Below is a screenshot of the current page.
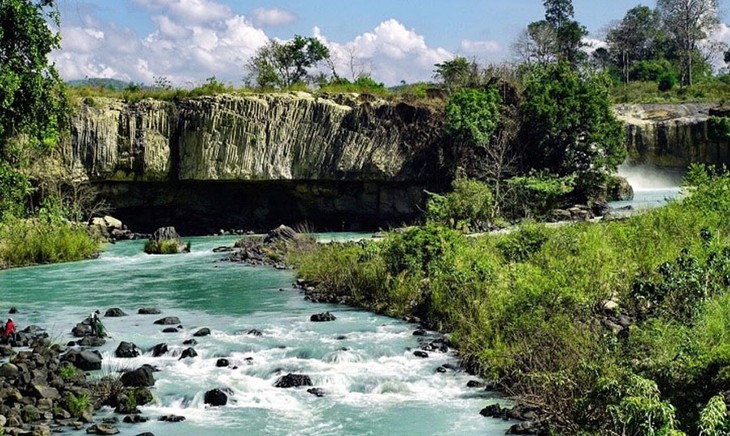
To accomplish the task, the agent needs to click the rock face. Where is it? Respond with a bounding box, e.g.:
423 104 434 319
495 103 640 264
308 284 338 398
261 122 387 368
615 103 730 168
144 227 189 254
63 93 445 234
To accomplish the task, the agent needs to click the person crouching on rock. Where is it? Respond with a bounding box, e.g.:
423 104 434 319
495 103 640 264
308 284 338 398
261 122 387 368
90 311 105 337
3 318 16 345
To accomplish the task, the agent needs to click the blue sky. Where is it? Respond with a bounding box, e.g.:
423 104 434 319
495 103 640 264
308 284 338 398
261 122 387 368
53 0 730 86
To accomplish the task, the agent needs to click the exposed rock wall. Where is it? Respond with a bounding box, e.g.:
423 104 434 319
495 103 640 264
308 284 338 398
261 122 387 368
69 93 444 182
66 93 446 233
614 103 730 168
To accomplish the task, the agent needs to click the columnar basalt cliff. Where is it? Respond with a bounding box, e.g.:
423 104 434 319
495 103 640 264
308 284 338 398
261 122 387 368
614 103 730 168
66 93 446 233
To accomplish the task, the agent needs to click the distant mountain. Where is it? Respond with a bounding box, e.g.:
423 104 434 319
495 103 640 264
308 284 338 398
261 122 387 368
66 78 142 90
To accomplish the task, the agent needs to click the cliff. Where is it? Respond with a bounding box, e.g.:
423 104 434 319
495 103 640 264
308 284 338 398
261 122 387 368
614 103 730 168
69 93 444 183
65 93 446 233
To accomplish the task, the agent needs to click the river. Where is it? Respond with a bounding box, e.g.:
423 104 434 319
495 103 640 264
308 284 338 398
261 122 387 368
0 235 510 435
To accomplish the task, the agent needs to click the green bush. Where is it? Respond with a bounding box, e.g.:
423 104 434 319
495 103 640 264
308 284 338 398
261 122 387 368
658 71 677 92
426 178 493 231
504 173 575 218
65 392 90 418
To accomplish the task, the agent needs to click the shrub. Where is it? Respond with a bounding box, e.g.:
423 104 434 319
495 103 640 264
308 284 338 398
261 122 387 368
59 363 77 380
658 71 677 92
426 178 493 231
504 173 575 217
698 395 729 436
65 392 90 418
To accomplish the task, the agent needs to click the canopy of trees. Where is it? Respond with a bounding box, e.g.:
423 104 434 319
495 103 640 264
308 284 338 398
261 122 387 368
245 35 331 89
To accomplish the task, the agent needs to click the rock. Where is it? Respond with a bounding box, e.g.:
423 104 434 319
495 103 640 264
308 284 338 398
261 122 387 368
120 366 155 387
31 384 60 400
507 421 540 435
77 336 106 347
215 358 230 368
9 306 17 314
61 349 102 371
247 329 262 336
21 325 43 333
31 425 51 436
307 388 325 397
310 312 336 322
193 328 210 337
123 415 149 424
162 327 179 333
115 342 140 358
466 380 484 388
178 348 197 360
144 227 189 255
154 317 181 325
133 387 154 406
182 339 197 346
480 403 503 418
606 175 634 202
412 328 428 336
135 433 155 436
158 415 186 422
72 323 92 337
104 308 126 317
138 307 161 315
413 351 429 358
274 373 312 388
86 423 120 434
151 343 168 357
0 362 20 378
203 389 228 406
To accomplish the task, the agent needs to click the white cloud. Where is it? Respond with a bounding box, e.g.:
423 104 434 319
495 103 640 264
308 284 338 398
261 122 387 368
132 0 231 24
250 8 296 27
460 39 502 55
53 5 452 87
324 19 452 84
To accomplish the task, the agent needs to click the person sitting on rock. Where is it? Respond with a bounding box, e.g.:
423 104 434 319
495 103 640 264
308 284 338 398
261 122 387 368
3 318 16 345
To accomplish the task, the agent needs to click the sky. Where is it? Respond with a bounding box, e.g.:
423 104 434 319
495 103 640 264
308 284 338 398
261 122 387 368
52 0 730 87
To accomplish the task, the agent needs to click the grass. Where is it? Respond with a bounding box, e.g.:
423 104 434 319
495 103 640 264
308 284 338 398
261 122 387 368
65 392 91 418
610 79 730 104
290 166 730 434
0 217 100 267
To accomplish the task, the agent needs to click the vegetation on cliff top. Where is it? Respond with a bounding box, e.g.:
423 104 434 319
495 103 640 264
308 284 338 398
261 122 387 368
290 164 730 434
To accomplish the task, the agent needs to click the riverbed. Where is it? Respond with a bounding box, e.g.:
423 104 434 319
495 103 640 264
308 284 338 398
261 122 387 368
0 236 510 435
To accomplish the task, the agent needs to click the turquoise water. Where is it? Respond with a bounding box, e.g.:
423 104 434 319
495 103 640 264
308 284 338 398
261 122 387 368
0 236 510 435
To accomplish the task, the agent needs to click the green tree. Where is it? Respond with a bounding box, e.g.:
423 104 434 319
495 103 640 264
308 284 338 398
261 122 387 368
657 0 720 86
606 6 667 84
245 35 331 89
433 56 479 92
445 88 500 146
0 0 67 218
542 0 587 66
519 63 625 196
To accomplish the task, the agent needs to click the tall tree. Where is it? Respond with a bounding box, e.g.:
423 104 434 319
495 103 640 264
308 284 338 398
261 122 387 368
606 6 666 84
519 64 625 196
245 35 331 89
543 0 587 66
657 0 720 86
0 0 67 217
433 56 480 92
512 21 558 67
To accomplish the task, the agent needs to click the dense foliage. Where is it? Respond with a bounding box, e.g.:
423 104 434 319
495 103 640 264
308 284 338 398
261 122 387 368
519 63 626 196
291 166 730 434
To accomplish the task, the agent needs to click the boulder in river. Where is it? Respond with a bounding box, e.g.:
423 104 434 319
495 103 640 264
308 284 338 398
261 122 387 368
413 351 429 358
307 388 325 397
182 338 197 346
179 348 197 360
138 307 161 315
144 227 190 255
247 329 262 336
204 388 228 406
62 349 102 371
159 415 186 422
115 342 140 358
154 316 181 325
274 373 312 388
120 366 155 387
86 423 120 434
151 343 168 357
310 312 336 322
193 328 210 337
162 327 179 333
216 358 230 368
72 323 92 337
105 308 126 317
78 336 106 347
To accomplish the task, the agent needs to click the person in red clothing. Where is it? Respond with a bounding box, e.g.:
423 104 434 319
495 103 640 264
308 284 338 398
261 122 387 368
3 318 15 345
